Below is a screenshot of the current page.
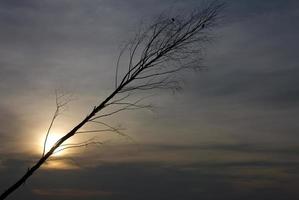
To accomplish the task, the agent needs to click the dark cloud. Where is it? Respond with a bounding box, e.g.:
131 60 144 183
1 141 299 199
1 157 299 200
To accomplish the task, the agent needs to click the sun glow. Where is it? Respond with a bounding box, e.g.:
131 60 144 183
43 134 64 156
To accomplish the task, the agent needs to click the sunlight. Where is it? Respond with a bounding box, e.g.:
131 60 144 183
43 134 64 156
43 160 80 170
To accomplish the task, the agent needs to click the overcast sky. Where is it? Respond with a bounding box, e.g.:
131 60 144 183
1 0 299 199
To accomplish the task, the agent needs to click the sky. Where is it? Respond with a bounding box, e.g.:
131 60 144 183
0 0 299 199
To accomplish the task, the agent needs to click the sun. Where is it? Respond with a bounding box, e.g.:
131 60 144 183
44 134 64 156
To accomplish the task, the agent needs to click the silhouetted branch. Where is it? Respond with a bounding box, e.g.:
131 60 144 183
0 1 224 199
88 120 131 139
42 91 74 156
54 137 105 154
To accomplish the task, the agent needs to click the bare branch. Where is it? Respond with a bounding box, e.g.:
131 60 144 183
0 2 225 199
88 120 136 143
42 91 74 156
54 141 104 155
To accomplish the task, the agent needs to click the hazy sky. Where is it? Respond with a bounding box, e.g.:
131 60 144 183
1 0 299 199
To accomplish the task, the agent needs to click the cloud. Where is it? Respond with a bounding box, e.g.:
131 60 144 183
1 142 299 200
32 188 113 198
0 105 27 153
196 5 299 108
41 159 81 170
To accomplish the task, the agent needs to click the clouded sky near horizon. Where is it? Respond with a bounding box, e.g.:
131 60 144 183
1 0 299 199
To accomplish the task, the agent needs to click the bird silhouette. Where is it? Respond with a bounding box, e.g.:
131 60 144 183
171 18 175 22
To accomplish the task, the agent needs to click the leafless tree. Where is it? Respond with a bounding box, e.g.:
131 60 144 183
0 1 225 199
